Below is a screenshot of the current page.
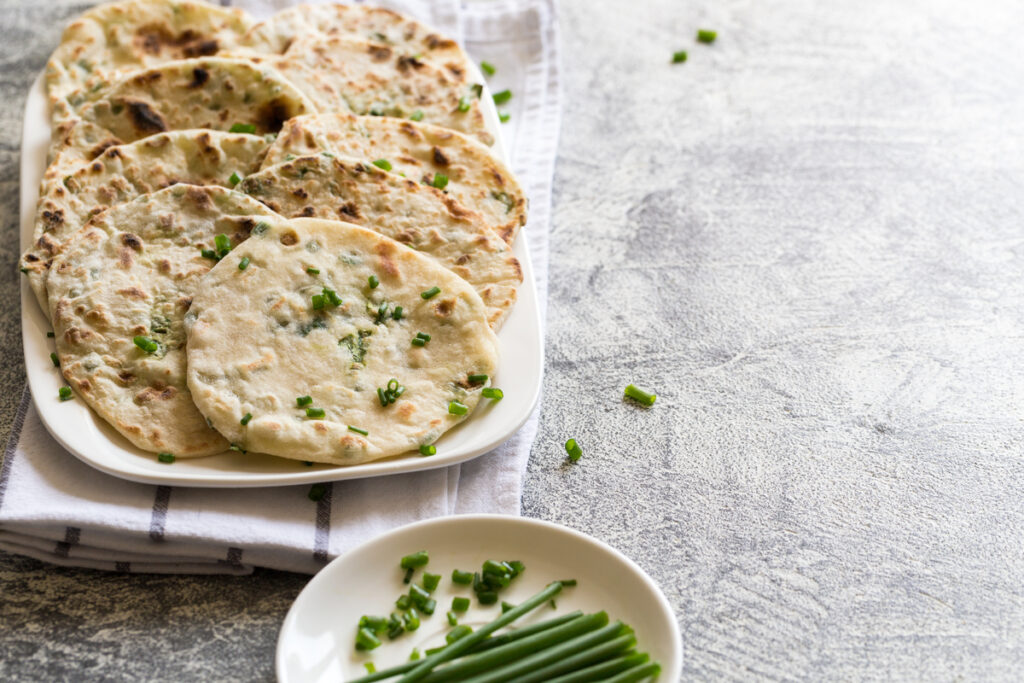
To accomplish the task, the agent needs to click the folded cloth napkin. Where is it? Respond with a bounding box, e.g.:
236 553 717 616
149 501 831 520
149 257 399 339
0 0 560 574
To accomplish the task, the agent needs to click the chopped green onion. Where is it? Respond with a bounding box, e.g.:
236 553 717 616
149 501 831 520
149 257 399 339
364 662 376 674
58 386 73 401
421 286 441 299
448 401 468 415
411 337 426 347
47 332 55 338
409 649 421 661
403 567 415 584
240 413 253 425
501 601 516 613
499 111 511 123
697 28 717 43
468 373 488 383
400 551 429 570
368 275 380 289
308 483 327 501
480 61 496 76
433 173 449 190
410 583 431 605
672 50 688 63
471 83 484 99
50 352 59 367
323 288 342 306
306 407 325 418
133 335 159 353
446 625 473 644
296 395 312 407
377 387 388 406
306 267 320 275
419 444 436 456
396 594 412 610
229 123 256 134
311 294 325 310
447 611 458 626
423 572 441 592
457 96 471 112
492 89 512 105
200 248 218 260
355 627 381 651
372 159 392 171
349 425 369 436
157 452 175 464
410 110 425 121
229 171 242 186
452 571 473 585
623 384 657 406
214 233 231 256
452 596 471 611
420 598 437 615
392 306 403 320
403 609 421 631
482 388 503 400
228 443 246 454
565 438 583 462
238 256 250 270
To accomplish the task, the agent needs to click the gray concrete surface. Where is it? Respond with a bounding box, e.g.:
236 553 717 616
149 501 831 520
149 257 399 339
4 0 1024 679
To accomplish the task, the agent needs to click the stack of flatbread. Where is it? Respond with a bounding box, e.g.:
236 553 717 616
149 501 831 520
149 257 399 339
24 0 527 466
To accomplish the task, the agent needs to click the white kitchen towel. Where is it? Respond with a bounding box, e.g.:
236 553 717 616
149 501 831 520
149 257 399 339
0 0 560 575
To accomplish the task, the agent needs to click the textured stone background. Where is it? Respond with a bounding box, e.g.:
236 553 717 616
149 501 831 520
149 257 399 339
4 0 1024 679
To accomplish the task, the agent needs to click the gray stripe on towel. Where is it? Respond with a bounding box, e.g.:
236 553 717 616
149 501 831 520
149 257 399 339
54 526 81 558
149 486 172 542
313 484 332 563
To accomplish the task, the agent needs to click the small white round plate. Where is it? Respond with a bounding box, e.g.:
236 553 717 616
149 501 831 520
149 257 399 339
276 515 682 682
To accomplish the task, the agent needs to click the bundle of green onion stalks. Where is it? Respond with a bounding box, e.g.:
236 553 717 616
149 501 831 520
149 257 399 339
351 581 661 682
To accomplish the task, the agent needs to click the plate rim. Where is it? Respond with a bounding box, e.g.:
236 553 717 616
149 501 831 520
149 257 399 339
275 513 684 682
20 66 544 488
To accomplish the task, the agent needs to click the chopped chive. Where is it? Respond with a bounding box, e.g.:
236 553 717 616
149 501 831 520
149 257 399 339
308 483 327 501
492 89 512 105
432 173 449 190
306 407 325 418
419 444 436 456
416 332 431 341
50 352 59 367
348 425 369 436
214 233 231 256
401 550 429 569
378 387 388 406
368 274 380 289
403 608 421 631
311 294 325 310
133 335 159 353
559 579 578 587
58 386 73 401
482 388 503 400
229 122 256 134
423 572 441 592
499 111 511 123
421 286 441 299
157 452 175 464
697 28 717 43
229 171 242 185
452 570 473 585
306 267 320 275
323 288 342 306
468 373 488 383
420 598 437 615
355 626 381 651
392 305 403 320
296 395 312 407
410 109 425 121
480 60 496 76
372 159 392 171
47 331 55 338
238 256 250 270
565 438 583 462
457 96 471 112
672 50 688 63
411 337 426 347
364 662 376 674
446 625 473 644
200 248 218 260
448 401 468 415
623 383 657 406
447 611 458 626
240 412 253 425
396 594 412 610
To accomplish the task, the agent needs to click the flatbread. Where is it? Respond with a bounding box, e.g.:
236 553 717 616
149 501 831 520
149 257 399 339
73 57 314 145
238 3 472 81
22 129 271 316
48 185 283 457
239 155 521 328
185 216 499 465
264 113 526 244
46 0 252 107
239 34 491 146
